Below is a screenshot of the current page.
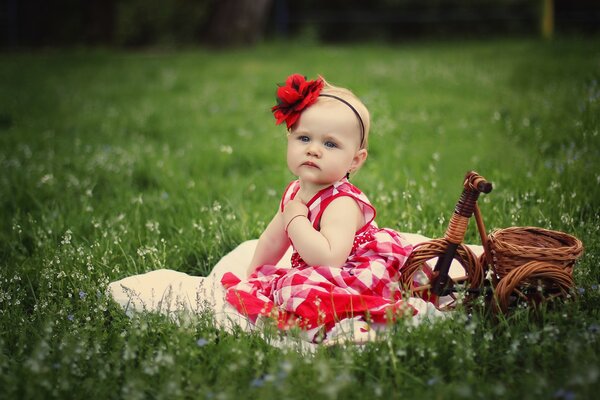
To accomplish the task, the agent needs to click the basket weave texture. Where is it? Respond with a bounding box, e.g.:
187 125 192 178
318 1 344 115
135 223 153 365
487 226 583 311
494 261 574 312
488 226 583 278
401 238 482 306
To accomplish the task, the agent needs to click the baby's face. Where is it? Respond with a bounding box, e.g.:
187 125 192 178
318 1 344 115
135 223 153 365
286 100 365 188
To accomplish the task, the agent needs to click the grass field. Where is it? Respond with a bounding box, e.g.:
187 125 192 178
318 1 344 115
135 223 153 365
1 37 599 399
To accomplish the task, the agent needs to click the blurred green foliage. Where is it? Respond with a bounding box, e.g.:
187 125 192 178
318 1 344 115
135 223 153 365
288 0 541 41
5 0 599 47
114 0 213 46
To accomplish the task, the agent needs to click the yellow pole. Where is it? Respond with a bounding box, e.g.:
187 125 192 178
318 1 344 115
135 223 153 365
541 0 554 39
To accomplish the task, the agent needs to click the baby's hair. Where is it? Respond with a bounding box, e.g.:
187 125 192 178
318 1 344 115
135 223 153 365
319 76 371 149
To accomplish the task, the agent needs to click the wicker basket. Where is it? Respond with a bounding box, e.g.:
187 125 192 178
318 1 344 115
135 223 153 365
488 226 583 279
494 261 574 313
487 226 583 312
401 238 483 307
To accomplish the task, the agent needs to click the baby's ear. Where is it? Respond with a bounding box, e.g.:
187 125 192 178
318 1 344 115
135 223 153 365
350 149 368 172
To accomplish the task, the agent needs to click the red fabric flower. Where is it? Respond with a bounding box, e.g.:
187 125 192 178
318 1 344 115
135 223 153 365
271 74 324 129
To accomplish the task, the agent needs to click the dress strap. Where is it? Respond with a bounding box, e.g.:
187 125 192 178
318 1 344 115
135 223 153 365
309 180 377 234
280 180 301 212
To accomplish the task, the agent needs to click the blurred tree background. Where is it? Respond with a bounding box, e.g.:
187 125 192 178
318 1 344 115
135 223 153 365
1 0 599 48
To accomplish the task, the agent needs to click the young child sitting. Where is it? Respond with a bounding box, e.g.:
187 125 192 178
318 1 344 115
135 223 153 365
221 74 419 342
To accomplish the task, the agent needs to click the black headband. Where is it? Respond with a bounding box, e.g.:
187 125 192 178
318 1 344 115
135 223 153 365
319 94 365 148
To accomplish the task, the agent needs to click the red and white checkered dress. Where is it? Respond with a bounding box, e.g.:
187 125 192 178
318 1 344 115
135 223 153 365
221 178 416 335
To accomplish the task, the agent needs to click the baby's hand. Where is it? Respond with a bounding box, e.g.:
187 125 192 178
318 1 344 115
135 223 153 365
283 199 308 228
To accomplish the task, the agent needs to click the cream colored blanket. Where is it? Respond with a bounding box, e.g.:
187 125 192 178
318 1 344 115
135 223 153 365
108 234 483 348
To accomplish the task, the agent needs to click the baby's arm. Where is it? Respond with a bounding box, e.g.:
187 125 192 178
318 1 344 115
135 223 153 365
285 196 363 267
246 210 290 277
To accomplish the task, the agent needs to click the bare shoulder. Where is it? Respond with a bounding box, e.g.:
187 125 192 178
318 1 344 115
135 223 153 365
320 195 363 230
326 195 361 212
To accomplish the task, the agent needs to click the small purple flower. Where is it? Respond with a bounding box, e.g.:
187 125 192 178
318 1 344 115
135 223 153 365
592 284 599 291
554 389 576 400
67 314 74 321
250 377 264 388
588 324 600 334
196 338 209 347
577 287 585 295
79 290 86 299
427 377 439 386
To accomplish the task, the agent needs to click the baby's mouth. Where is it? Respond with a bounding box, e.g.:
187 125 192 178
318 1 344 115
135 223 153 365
302 161 319 169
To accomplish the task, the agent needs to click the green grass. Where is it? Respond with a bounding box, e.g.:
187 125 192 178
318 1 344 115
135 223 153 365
1 37 599 399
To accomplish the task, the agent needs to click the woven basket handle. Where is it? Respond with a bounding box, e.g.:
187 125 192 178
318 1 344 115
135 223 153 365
431 171 493 295
464 171 493 194
445 171 493 244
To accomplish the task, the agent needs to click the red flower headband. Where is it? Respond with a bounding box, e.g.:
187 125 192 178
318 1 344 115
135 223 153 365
272 74 324 130
272 74 366 148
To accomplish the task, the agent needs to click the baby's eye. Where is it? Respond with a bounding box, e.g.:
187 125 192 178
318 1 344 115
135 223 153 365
298 135 310 143
324 141 338 148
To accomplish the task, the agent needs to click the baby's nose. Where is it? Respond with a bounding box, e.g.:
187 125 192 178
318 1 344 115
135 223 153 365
307 142 322 157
